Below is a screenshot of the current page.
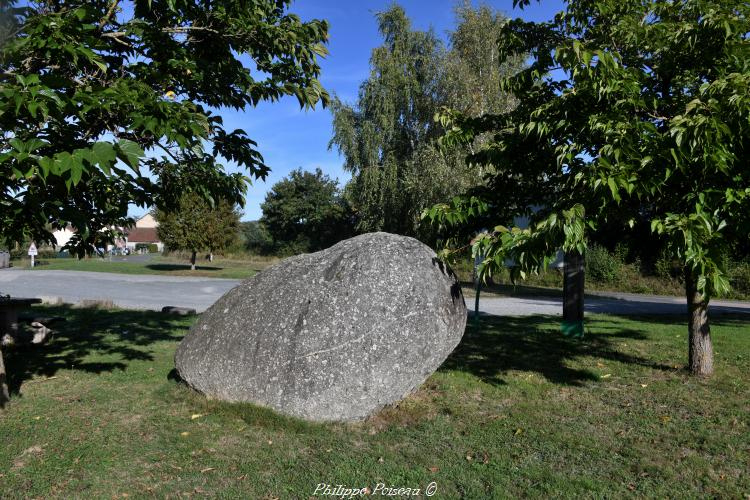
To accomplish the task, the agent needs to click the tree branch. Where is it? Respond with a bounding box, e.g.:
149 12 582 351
163 26 220 35
101 32 133 48
98 0 121 30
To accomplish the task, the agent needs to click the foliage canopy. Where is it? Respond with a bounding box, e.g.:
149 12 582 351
260 167 353 255
0 0 329 254
154 191 240 264
426 0 750 374
329 3 522 242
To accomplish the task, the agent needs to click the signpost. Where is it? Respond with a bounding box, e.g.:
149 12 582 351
27 242 37 268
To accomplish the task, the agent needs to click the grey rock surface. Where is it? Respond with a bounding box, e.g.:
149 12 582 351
175 232 467 421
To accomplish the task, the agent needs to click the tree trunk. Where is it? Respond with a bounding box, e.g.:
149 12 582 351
563 251 585 322
208 252 213 262
685 268 713 376
0 345 9 406
190 250 196 271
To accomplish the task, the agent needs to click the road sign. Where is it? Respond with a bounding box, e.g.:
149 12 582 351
27 243 37 256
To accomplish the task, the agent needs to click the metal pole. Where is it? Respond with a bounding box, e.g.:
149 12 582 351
474 279 481 327
473 251 482 327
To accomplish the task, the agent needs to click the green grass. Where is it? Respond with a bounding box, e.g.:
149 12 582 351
1 307 749 498
13 255 266 279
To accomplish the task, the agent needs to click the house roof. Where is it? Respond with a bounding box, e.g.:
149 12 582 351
126 227 160 243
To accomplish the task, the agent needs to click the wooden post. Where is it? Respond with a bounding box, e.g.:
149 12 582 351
562 250 585 337
0 345 8 406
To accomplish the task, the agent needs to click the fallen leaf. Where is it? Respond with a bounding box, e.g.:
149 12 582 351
514 428 523 436
180 432 190 437
191 414 203 420
600 374 612 379
660 416 671 423
377 457 384 463
267 440 273 445
596 362 605 368
640 384 648 388
200 467 215 473
428 466 439 473
465 454 473 461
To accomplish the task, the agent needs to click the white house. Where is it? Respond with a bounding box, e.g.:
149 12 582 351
125 213 164 252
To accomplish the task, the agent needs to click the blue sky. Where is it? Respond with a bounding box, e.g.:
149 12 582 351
130 0 566 221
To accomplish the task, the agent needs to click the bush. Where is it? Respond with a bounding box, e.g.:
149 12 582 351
585 244 622 284
9 248 60 260
240 221 274 255
134 243 160 253
729 261 750 295
654 248 682 280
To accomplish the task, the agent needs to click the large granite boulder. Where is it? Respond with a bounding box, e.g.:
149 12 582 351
175 232 466 421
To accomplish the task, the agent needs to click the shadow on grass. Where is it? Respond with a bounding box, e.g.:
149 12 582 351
146 264 222 272
442 314 672 386
4 305 191 398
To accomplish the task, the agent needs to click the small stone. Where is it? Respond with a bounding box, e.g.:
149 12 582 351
162 306 197 316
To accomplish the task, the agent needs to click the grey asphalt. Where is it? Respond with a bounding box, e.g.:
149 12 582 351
472 291 750 317
1 268 749 317
0 269 238 312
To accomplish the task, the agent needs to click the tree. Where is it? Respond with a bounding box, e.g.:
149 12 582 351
0 0 328 252
329 4 521 242
155 193 239 269
329 5 444 238
0 0 329 404
427 0 750 376
239 220 273 255
260 168 354 254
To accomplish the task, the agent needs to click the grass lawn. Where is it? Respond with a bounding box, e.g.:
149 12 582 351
1 307 748 498
12 255 269 280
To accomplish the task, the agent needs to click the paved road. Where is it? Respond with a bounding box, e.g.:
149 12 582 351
0 269 238 312
472 292 750 317
1 268 749 317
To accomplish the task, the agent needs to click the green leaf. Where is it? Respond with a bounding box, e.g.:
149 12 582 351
92 142 116 175
70 160 84 185
116 139 144 173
